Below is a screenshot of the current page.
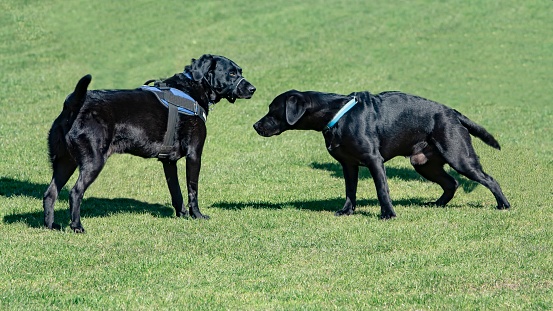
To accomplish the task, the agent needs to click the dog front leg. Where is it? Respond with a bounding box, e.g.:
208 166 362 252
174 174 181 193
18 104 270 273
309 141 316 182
162 161 189 218
335 163 359 216
366 157 396 219
185 155 209 219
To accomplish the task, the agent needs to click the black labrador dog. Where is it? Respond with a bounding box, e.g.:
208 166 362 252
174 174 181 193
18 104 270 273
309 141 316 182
44 54 256 232
254 90 510 218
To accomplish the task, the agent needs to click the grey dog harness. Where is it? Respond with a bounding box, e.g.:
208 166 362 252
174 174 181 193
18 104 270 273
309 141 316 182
141 83 207 159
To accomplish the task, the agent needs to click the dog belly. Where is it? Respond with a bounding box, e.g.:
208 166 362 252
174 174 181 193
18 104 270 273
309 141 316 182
108 139 161 158
378 130 430 160
108 125 164 158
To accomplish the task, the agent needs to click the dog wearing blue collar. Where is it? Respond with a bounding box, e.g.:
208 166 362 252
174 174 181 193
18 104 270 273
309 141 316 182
254 89 509 219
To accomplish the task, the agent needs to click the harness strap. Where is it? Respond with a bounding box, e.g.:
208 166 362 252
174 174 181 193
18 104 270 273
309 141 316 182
149 83 207 122
141 82 207 159
159 103 178 158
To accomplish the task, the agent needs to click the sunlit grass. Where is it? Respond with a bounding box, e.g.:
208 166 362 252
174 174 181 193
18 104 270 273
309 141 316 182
0 0 551 309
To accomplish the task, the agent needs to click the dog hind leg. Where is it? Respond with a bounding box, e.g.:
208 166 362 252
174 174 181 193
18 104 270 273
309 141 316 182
43 156 77 230
412 156 459 206
449 159 510 209
433 124 510 209
68 154 107 233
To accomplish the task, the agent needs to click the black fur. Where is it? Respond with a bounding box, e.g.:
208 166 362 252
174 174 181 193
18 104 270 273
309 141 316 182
254 90 509 218
44 54 256 232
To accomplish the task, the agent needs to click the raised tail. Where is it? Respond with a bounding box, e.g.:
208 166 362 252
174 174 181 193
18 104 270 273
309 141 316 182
64 74 92 112
454 109 501 150
47 75 92 164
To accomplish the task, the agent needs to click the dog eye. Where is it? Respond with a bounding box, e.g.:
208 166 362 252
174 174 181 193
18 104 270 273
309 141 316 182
229 71 237 77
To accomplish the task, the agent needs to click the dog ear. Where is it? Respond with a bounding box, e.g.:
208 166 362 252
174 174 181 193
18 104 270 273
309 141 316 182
285 95 306 125
187 54 214 81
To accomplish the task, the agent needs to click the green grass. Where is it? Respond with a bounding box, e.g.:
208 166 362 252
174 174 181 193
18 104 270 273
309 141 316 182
1 0 552 309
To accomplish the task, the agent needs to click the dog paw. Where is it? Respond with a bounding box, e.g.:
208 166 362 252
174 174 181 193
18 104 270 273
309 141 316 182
191 213 210 220
176 211 191 218
334 209 354 216
424 201 444 207
70 225 86 233
45 223 62 231
380 213 396 220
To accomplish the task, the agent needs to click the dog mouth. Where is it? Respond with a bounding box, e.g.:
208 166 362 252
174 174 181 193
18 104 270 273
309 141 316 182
253 122 280 137
255 130 271 137
228 89 254 103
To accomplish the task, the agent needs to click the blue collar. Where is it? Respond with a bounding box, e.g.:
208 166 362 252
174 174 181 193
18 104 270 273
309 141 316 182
324 97 357 131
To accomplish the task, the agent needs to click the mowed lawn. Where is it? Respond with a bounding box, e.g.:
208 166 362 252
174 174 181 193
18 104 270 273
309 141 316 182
1 0 552 309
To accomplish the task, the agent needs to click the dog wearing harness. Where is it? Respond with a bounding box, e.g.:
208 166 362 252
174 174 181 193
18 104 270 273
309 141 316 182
142 71 247 159
141 79 207 159
43 54 256 232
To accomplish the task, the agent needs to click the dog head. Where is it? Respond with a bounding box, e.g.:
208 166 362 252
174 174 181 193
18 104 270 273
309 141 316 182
253 90 313 137
185 54 256 103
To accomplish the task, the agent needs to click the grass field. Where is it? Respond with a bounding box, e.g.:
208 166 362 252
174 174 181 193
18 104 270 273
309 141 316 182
1 0 552 309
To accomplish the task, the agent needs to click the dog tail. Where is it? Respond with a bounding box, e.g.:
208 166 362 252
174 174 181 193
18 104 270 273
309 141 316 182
454 110 501 150
47 75 92 164
64 74 92 111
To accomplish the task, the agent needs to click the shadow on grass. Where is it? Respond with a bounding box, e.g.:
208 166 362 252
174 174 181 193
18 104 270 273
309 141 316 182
1 177 173 229
211 196 455 218
310 161 479 193
211 162 480 215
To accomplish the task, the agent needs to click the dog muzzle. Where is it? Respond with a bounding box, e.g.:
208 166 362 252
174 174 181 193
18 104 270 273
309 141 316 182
225 77 245 103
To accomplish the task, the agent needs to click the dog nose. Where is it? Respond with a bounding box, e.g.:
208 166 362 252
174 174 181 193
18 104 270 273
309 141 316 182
248 85 256 94
253 122 263 133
